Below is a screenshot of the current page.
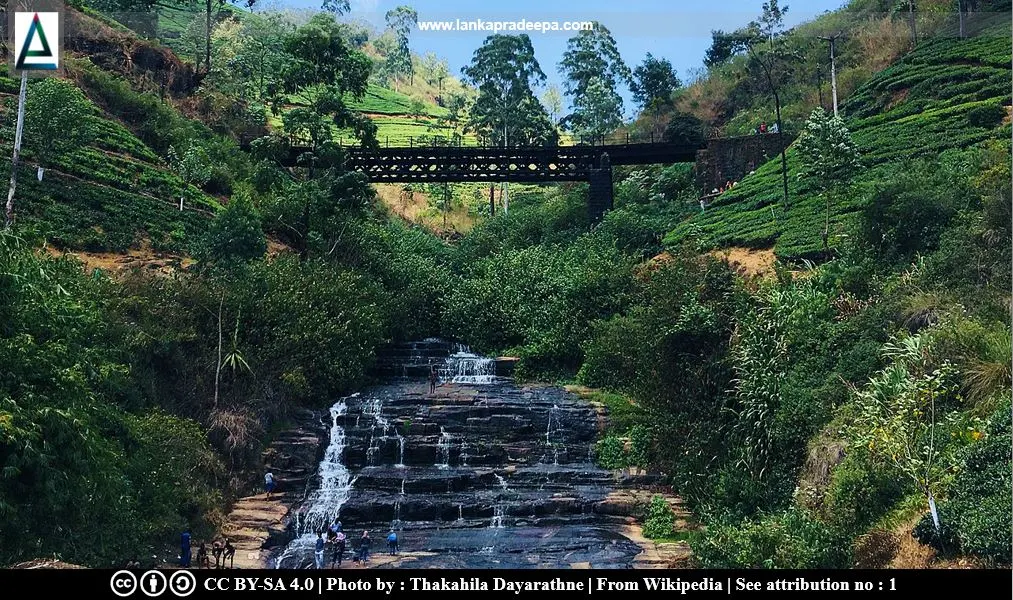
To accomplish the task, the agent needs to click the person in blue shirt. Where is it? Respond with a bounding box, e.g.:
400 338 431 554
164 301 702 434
386 530 398 555
314 533 326 569
180 531 192 568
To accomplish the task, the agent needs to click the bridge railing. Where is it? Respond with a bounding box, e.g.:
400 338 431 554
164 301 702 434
333 130 704 149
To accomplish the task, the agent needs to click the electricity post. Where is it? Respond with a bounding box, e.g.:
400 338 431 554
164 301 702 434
5 71 28 229
6 0 38 228
819 32 842 118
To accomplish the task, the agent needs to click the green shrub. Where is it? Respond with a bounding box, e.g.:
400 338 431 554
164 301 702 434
642 495 676 539
825 453 906 534
912 399 1012 565
966 103 1005 128
193 188 266 266
594 436 627 469
692 509 852 568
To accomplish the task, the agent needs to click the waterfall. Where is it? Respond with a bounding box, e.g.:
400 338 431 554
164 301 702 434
544 404 561 465
436 427 452 469
275 399 353 568
395 434 406 468
391 499 402 531
441 345 497 384
545 404 559 446
490 505 505 528
494 473 508 490
364 397 391 467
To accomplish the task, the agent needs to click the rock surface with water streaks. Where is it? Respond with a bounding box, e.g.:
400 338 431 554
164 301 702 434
261 343 692 569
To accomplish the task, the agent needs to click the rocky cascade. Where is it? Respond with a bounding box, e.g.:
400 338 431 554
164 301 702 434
273 343 686 569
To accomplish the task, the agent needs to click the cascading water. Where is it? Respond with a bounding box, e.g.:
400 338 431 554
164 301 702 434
441 345 497 384
436 427 452 469
490 505 505 529
544 404 562 465
396 435 406 468
275 399 353 568
364 397 390 467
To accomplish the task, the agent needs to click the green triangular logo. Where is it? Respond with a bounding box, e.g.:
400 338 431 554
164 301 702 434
16 13 57 70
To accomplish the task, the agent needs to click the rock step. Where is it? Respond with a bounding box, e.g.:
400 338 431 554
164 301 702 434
220 416 325 569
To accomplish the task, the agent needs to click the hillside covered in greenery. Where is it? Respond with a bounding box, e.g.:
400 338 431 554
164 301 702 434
0 0 1009 571
665 15 1010 258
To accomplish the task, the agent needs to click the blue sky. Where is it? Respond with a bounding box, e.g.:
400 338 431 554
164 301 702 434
273 0 846 116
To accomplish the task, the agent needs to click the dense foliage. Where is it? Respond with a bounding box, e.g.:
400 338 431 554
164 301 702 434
1 1 1008 571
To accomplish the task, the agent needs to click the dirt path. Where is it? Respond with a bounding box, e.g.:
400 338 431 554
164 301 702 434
710 246 777 278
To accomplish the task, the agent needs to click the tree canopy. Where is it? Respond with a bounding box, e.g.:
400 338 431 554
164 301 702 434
462 34 553 146
558 23 630 138
630 53 681 109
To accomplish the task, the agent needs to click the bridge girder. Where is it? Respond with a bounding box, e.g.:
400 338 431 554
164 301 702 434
283 142 702 183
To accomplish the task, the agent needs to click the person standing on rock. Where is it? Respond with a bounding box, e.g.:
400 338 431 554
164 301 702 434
357 531 371 563
314 533 326 569
223 538 235 568
428 365 438 394
212 538 224 568
332 531 346 568
265 471 275 499
386 530 398 555
179 531 192 568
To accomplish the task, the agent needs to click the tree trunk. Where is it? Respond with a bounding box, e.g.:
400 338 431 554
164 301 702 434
823 193 831 250
908 0 918 49
5 72 28 229
774 92 789 212
214 294 224 410
489 184 495 216
205 0 213 73
816 65 824 110
300 196 310 260
443 184 449 228
829 37 839 117
958 0 965 39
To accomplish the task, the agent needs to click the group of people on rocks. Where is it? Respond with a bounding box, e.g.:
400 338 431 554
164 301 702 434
172 522 398 570
313 520 400 568
178 531 235 569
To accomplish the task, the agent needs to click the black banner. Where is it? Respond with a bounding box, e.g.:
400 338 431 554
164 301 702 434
6 568 1008 598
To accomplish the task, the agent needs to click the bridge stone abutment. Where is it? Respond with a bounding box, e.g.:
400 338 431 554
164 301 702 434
587 167 613 224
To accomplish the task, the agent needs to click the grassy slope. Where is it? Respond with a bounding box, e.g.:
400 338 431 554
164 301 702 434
664 23 1011 259
277 84 479 146
0 62 218 253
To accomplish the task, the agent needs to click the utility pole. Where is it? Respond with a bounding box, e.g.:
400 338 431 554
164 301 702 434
501 122 509 215
907 0 918 49
957 0 965 39
816 62 824 110
5 71 28 229
819 33 842 118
